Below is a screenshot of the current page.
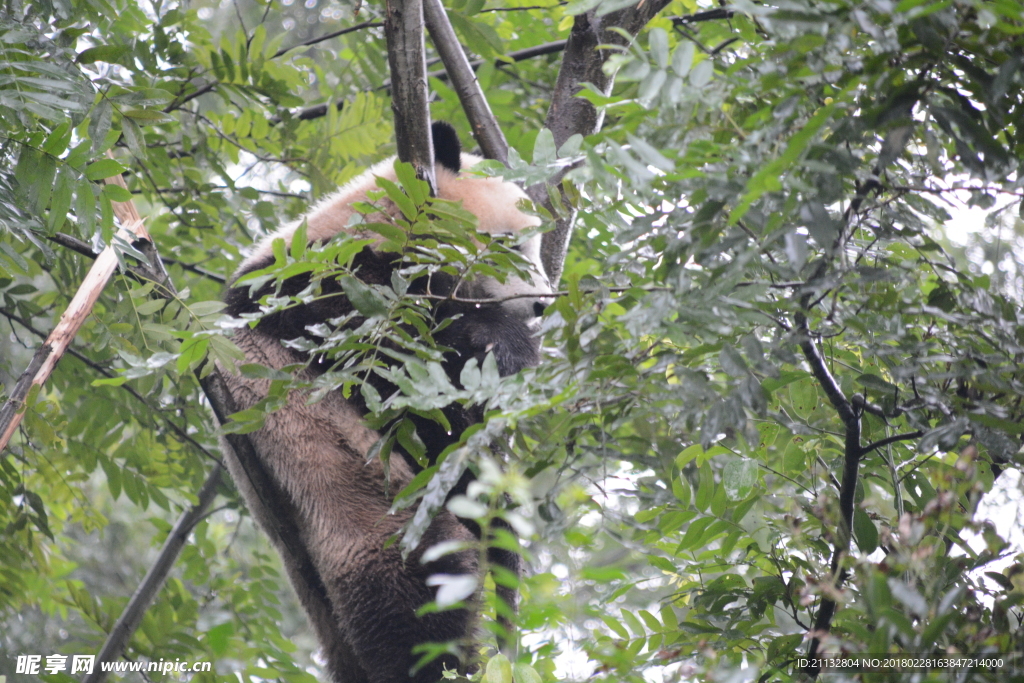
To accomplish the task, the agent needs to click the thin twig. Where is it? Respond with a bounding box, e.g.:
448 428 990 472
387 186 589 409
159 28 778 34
162 258 228 284
135 186 306 199
45 231 98 260
273 20 384 58
482 2 565 10
860 431 924 458
671 8 734 25
410 284 670 305
164 81 218 114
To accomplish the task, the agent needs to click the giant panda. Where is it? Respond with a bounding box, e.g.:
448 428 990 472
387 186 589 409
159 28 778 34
218 122 551 683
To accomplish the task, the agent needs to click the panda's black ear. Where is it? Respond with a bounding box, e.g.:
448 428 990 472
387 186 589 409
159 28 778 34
431 121 462 174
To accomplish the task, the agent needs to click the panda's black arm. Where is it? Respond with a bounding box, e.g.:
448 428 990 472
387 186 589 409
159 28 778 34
223 247 403 344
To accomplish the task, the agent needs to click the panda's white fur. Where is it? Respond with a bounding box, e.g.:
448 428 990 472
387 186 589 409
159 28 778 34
219 128 551 683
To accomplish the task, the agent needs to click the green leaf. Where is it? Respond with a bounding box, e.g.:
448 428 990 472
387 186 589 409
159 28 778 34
77 45 130 64
648 28 669 69
729 101 838 224
204 621 234 656
177 337 210 374
620 608 645 636
677 516 712 552
660 604 678 630
601 614 629 639
719 344 748 377
396 419 427 466
766 633 803 663
101 183 132 202
84 158 127 181
533 128 556 165
695 463 714 512
121 116 146 158
512 663 542 683
375 176 417 221
448 12 503 59
42 121 72 155
250 24 267 58
134 298 165 315
47 165 74 233
853 508 878 554
484 654 513 683
339 276 389 317
723 458 757 500
89 100 113 153
91 375 128 387
638 609 662 631
672 41 694 77
985 572 1014 591
626 134 674 172
291 220 307 261
75 177 97 235
122 108 172 121
394 161 428 206
689 59 713 87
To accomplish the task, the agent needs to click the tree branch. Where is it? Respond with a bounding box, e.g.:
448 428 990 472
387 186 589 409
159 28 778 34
536 0 673 285
285 41 568 125
385 0 436 191
161 257 228 285
0 307 222 466
860 431 924 458
671 8 734 26
45 231 97 260
0 170 152 453
273 20 384 58
164 81 219 114
795 311 861 677
84 465 224 683
424 0 508 163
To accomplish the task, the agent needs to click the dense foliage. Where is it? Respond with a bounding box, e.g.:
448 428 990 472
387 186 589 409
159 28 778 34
2 0 1024 681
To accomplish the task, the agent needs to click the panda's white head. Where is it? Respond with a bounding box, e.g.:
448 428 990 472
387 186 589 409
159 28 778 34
429 123 551 326
428 122 552 374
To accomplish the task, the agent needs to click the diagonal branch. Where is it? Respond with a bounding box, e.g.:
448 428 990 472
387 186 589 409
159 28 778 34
84 465 224 683
0 170 151 453
273 20 385 58
423 0 508 163
0 307 221 466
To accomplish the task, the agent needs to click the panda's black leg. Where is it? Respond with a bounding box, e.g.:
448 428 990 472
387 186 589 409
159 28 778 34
326 519 478 683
